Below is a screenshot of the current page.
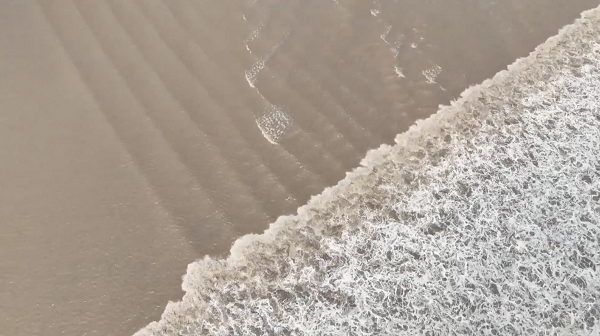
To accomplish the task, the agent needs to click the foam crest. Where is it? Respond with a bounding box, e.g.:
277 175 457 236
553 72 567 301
255 105 293 144
136 7 600 336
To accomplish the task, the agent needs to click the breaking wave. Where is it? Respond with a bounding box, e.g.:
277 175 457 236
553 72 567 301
136 7 600 336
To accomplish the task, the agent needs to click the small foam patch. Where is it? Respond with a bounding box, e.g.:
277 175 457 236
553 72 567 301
255 105 293 144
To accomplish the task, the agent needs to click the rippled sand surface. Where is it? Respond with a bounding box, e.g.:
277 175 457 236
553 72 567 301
0 1 598 335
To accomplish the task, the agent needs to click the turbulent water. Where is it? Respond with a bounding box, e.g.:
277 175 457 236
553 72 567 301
135 9 600 336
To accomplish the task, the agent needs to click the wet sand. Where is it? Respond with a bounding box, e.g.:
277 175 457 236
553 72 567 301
0 1 597 335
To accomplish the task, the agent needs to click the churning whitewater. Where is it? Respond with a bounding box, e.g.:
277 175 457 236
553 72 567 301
137 8 600 336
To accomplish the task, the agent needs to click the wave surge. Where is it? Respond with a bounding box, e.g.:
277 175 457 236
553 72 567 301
136 7 600 336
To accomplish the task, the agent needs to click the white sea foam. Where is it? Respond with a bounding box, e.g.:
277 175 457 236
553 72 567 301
244 33 289 89
380 25 391 43
394 65 405 78
422 65 441 83
137 7 600 336
244 60 264 88
245 23 264 44
244 22 264 54
379 26 404 59
255 105 293 144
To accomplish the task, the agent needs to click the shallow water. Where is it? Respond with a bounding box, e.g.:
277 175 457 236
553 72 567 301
0 1 598 335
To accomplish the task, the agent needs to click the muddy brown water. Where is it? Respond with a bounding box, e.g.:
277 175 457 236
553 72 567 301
0 0 598 335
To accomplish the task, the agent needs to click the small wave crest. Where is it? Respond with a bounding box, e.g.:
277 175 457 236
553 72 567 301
137 7 600 336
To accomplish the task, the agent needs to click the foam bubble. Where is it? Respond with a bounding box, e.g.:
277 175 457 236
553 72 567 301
245 23 264 44
422 65 441 83
394 65 406 78
244 33 289 89
379 26 405 59
244 22 264 55
380 26 392 43
244 60 264 88
136 6 600 336
255 105 293 144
